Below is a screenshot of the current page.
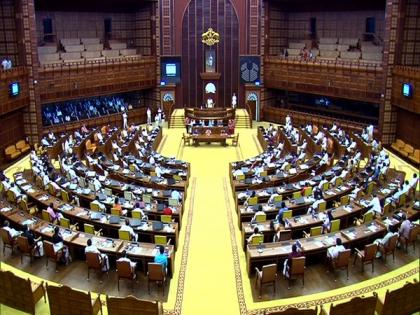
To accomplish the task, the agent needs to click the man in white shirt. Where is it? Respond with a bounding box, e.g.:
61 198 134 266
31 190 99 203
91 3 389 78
409 174 418 191
91 177 102 192
147 107 152 124
91 197 106 212
327 238 346 260
2 220 21 239
117 250 137 270
319 152 329 166
155 165 162 178
149 155 155 165
368 194 382 215
85 239 109 272
120 219 138 241
374 225 398 258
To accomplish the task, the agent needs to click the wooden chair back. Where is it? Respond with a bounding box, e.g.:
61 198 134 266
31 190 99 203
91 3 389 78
154 235 167 245
256 213 266 223
106 295 163 315
7 189 16 203
148 263 165 281
318 201 327 212
303 187 313 197
161 215 172 223
380 281 420 315
42 210 52 222
310 226 322 236
335 249 351 269
330 219 340 232
60 217 70 229
329 295 377 315
117 260 134 280
110 208 120 216
17 235 33 258
0 228 14 248
90 202 100 212
289 256 305 278
43 240 57 260
265 307 317 315
363 211 374 224
46 284 101 315
0 269 45 315
279 230 292 241
118 230 131 241
61 190 70 202
251 234 264 245
382 234 398 256
293 191 302 199
274 195 283 202
248 196 258 205
366 181 375 195
340 195 349 205
283 210 292 219
363 243 378 262
261 264 277 283
84 223 95 235
86 252 102 270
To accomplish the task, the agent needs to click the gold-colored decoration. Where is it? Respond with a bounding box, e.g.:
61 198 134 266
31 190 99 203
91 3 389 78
201 28 220 46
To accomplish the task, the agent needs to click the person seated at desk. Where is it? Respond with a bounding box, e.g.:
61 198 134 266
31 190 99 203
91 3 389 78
52 226 71 265
251 205 265 223
120 218 138 242
8 183 24 201
163 204 173 216
113 197 127 216
154 245 168 273
92 196 106 212
117 250 137 271
385 184 404 206
85 238 109 272
22 224 44 257
321 209 334 234
46 203 63 224
247 226 262 244
277 202 288 225
283 243 304 277
2 220 21 239
374 224 399 258
171 190 182 201
368 194 382 216
398 213 412 241
327 237 346 262
317 176 328 190
312 195 325 212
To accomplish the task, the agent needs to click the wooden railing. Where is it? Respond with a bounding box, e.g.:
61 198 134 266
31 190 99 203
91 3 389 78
42 108 148 135
38 56 157 103
264 56 384 103
245 102 253 128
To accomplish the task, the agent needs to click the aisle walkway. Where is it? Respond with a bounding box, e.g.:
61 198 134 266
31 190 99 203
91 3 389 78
159 128 261 315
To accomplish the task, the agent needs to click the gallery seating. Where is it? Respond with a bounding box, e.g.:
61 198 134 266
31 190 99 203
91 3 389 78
106 295 163 315
0 269 46 315
321 295 377 315
375 280 420 315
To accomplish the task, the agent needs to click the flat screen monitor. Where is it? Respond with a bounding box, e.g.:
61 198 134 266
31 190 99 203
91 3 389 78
166 63 177 77
10 82 20 96
402 83 413 98
161 56 181 83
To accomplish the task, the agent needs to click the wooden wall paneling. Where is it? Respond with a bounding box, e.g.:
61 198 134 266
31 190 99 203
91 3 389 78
0 0 20 66
264 57 384 103
380 0 404 145
37 57 156 103
159 0 174 56
399 0 420 66
0 110 26 164
395 107 420 149
247 0 261 55
181 0 240 108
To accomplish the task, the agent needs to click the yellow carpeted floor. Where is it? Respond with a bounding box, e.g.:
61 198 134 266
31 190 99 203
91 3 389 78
1 123 419 315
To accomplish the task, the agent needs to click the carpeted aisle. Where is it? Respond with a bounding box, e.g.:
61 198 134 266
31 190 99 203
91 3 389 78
158 127 261 315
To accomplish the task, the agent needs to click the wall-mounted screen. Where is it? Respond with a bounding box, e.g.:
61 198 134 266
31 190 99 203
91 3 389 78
161 57 181 83
10 82 20 97
402 83 413 98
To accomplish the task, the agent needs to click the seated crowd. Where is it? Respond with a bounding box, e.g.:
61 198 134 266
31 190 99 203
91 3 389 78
42 95 128 126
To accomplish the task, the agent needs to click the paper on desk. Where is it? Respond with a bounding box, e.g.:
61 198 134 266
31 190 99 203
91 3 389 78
39 195 49 201
314 241 324 248
22 219 35 226
41 226 54 234
1 207 12 212
346 232 356 239
368 225 378 232
344 206 352 213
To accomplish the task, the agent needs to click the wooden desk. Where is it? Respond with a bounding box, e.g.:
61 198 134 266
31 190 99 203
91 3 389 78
241 202 364 249
15 175 180 249
191 134 233 146
0 201 175 277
